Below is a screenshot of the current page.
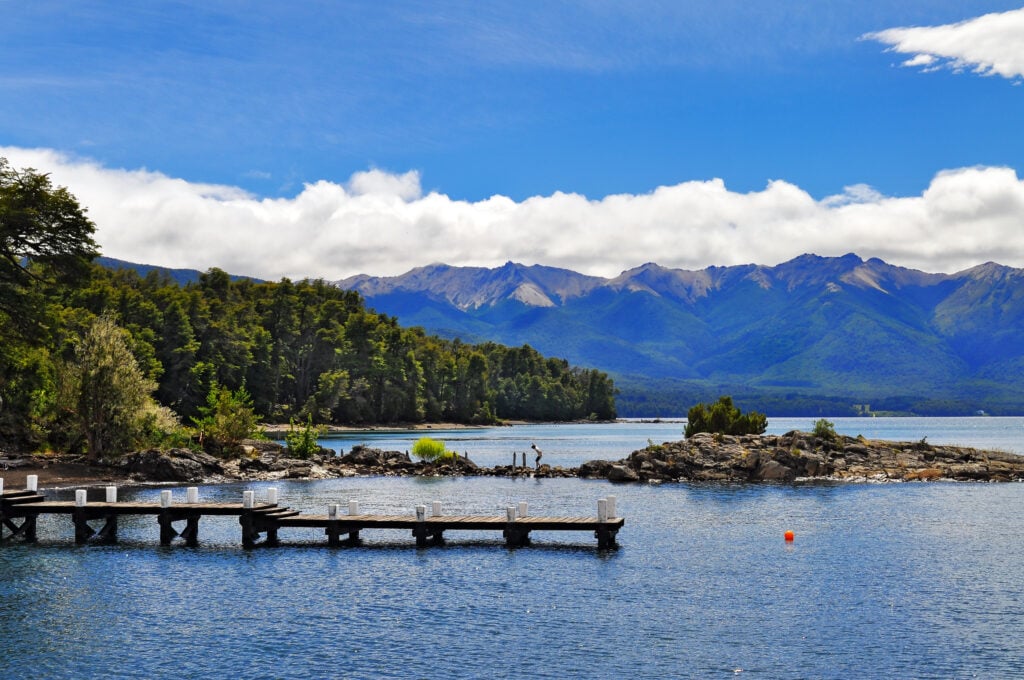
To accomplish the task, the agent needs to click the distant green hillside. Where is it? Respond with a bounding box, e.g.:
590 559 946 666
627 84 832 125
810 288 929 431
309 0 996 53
97 257 264 285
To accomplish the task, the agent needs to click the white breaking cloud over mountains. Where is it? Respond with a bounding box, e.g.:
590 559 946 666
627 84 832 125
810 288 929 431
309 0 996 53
4 146 1024 280
865 7 1024 80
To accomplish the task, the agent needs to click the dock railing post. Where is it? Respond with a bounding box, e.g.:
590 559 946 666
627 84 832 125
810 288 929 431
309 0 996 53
511 452 516 471
346 500 360 543
267 487 278 506
505 505 527 547
158 490 178 545
73 489 93 544
186 487 199 504
606 495 616 519
522 452 526 469
432 501 442 517
414 505 427 547
326 504 340 546
596 498 615 549
240 490 256 549
0 477 4 495
100 487 119 543
26 475 37 492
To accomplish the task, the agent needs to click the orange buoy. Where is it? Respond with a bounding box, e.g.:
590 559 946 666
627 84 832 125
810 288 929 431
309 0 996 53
784 530 795 542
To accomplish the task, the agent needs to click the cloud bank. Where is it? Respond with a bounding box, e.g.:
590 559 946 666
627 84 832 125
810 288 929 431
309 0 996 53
865 8 1024 80
4 146 1024 280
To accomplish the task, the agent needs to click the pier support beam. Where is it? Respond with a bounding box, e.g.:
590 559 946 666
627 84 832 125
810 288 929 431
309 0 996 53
179 515 200 547
96 515 118 544
240 512 257 549
73 508 96 544
1 514 37 543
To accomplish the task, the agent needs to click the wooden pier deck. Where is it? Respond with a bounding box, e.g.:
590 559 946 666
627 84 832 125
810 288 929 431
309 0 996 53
1 483 623 549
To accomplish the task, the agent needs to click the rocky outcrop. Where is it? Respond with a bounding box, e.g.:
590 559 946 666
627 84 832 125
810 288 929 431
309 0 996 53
578 431 1024 484
121 448 225 482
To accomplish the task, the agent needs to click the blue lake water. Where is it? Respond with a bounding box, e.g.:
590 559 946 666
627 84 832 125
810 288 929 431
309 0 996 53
3 417 1024 678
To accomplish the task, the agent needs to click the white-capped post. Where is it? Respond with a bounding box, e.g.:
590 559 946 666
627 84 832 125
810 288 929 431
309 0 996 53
242 490 254 509
186 487 199 504
518 501 528 517
506 506 517 522
105 486 117 503
26 474 38 492
328 503 339 518
606 495 617 519
416 505 426 522
348 500 359 516
160 490 173 508
0 478 5 495
75 489 87 507
267 487 278 506
597 498 609 523
432 501 442 517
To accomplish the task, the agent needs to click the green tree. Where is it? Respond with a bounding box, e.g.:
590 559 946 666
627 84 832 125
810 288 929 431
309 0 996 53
284 414 326 459
684 396 767 438
192 382 262 454
63 316 160 461
0 158 98 339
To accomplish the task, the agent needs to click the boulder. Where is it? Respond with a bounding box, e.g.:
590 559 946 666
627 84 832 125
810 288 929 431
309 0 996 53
607 465 640 483
122 448 223 482
755 460 794 482
578 459 614 478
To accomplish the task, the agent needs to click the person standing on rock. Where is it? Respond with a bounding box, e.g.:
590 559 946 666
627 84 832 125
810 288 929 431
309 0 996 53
532 443 543 469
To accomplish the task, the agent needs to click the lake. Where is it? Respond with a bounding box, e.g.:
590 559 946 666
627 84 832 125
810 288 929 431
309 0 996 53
2 417 1024 678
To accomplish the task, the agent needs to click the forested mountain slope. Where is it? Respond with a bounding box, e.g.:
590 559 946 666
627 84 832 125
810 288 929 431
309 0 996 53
338 254 1024 415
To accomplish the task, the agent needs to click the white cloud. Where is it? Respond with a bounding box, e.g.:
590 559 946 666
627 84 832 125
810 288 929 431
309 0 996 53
4 146 1024 280
864 8 1024 80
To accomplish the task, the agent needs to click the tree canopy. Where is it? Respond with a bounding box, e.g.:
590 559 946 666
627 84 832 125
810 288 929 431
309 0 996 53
684 396 767 438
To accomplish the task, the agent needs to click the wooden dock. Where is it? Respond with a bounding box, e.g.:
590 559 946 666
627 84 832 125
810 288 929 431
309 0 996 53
1 481 623 550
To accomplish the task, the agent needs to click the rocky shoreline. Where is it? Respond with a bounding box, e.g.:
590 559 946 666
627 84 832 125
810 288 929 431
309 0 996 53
4 430 1024 488
578 431 1024 483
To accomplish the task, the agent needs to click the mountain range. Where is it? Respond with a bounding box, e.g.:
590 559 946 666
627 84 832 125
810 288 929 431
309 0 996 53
336 254 1024 416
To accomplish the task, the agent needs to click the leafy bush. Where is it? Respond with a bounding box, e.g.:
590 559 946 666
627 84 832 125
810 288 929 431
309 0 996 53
812 418 838 441
192 383 263 454
285 414 327 459
684 396 767 438
411 436 455 462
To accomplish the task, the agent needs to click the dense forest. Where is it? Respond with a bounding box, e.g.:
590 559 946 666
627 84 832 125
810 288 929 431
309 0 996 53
0 158 616 458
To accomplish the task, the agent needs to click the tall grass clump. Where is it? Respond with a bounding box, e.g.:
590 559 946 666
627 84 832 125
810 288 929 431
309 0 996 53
412 437 455 462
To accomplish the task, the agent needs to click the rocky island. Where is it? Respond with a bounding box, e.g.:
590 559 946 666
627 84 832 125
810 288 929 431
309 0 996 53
578 431 1024 483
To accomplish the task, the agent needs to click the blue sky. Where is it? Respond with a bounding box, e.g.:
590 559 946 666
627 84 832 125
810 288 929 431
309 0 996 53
3 1 1024 279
